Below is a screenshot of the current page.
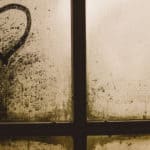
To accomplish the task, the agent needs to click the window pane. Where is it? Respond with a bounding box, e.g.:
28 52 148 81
0 136 73 150
87 0 150 120
0 0 72 121
88 135 150 150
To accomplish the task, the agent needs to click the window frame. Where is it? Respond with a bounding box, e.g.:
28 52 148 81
1 0 150 150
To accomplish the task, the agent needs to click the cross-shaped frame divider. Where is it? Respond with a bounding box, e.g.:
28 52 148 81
1 0 150 150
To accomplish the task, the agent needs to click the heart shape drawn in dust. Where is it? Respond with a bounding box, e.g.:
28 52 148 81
0 4 31 65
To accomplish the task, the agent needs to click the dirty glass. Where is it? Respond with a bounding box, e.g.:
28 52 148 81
87 0 150 120
87 135 150 150
0 0 72 121
0 136 73 150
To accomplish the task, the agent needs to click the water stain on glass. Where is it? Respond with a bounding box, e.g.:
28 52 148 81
0 136 73 150
88 135 150 150
87 0 150 121
0 0 72 122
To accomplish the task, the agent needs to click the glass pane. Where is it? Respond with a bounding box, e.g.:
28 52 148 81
0 0 72 121
88 135 150 150
0 136 73 150
87 0 150 120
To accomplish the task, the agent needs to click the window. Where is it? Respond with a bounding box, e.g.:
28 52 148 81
0 0 150 150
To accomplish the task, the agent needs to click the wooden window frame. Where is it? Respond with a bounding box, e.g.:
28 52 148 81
1 0 150 149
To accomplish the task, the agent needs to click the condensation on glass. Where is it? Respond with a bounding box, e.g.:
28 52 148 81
88 135 150 150
0 0 72 121
0 136 73 150
87 0 150 120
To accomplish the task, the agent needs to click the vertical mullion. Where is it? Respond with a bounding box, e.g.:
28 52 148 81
72 0 87 149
